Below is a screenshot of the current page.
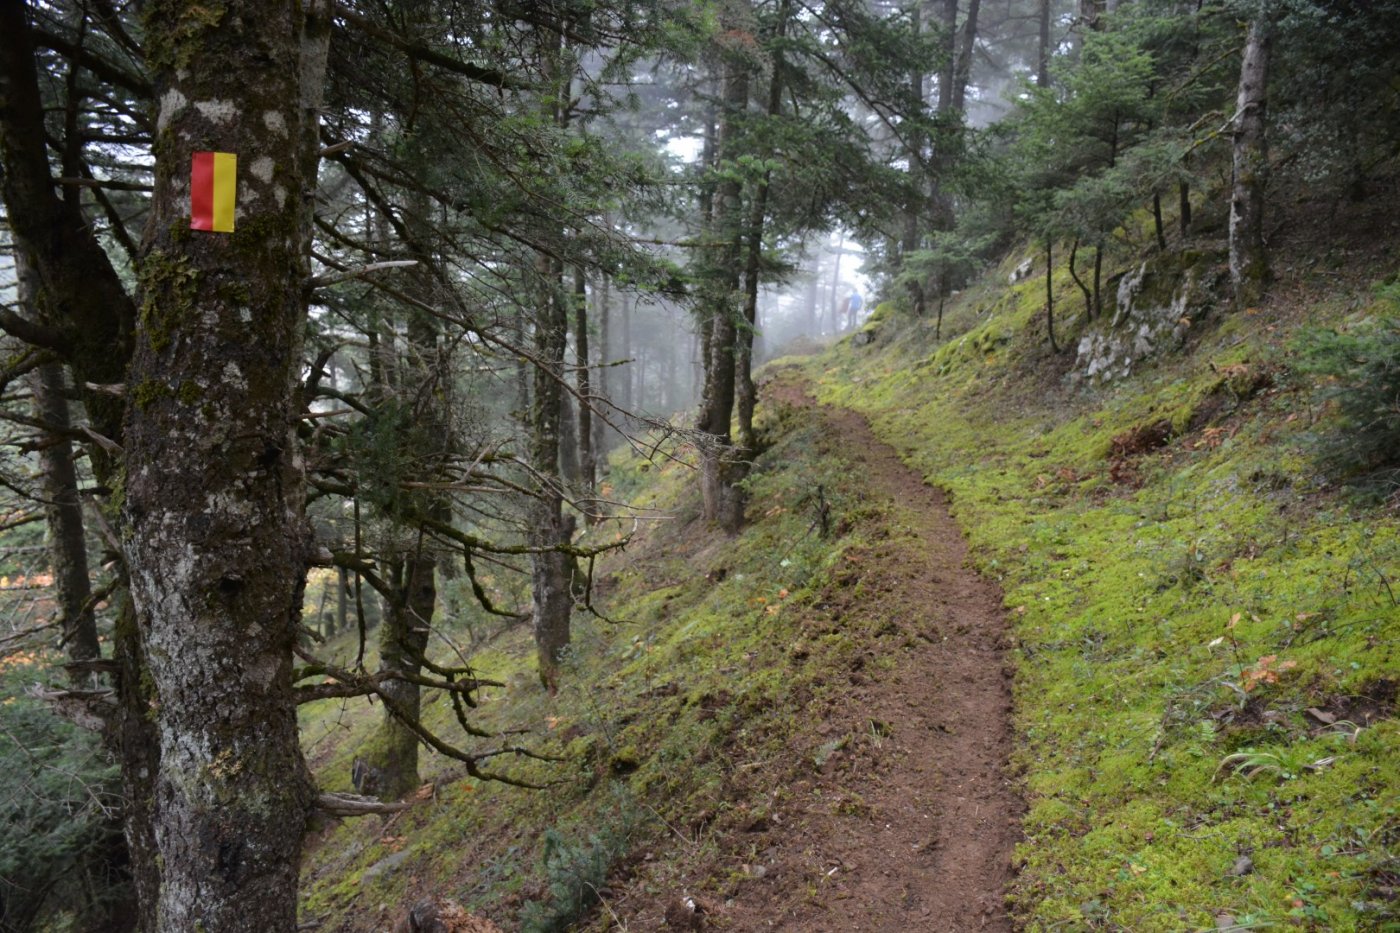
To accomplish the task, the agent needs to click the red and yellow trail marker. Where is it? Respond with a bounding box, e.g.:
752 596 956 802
190 151 237 232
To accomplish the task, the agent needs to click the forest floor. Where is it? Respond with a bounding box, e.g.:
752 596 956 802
609 373 1024 931
299 186 1398 933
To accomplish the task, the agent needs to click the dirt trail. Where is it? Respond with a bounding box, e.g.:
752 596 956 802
723 378 1023 931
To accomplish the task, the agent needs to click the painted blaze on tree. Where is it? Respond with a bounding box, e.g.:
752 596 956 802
122 2 328 930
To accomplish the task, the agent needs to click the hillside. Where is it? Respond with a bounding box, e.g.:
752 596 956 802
297 181 1399 931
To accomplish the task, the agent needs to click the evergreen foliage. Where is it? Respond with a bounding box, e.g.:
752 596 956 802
0 676 125 930
1295 291 1400 489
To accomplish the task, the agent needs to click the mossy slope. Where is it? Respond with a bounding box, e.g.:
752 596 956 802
800 232 1398 930
297 393 886 930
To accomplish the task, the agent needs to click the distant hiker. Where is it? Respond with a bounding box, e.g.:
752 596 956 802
845 290 864 330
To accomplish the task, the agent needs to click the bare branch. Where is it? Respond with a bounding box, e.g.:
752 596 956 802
314 792 411 816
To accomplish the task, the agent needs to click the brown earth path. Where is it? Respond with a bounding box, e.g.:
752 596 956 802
717 376 1024 931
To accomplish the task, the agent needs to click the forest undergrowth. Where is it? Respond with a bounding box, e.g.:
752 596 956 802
299 183 1398 932
297 385 891 930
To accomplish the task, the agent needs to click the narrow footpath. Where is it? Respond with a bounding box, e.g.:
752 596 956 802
726 376 1023 931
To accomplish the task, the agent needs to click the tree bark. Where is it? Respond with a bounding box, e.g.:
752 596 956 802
13 249 100 681
1037 0 1052 88
950 0 982 116
1179 180 1192 238
592 273 612 461
530 253 573 692
1092 240 1104 318
572 267 597 520
1068 239 1093 319
122 3 329 929
1230 14 1272 310
696 48 749 533
356 548 434 800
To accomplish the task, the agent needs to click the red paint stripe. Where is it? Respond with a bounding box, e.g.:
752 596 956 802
191 151 214 230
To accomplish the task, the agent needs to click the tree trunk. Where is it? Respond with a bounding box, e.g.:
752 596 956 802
1230 14 1272 310
357 213 448 799
618 292 633 416
123 3 329 929
32 361 100 678
950 0 982 116
592 273 611 461
827 230 844 334
0 2 132 468
1037 0 1052 88
1068 239 1093 319
696 51 749 533
337 566 350 635
12 250 100 681
356 549 434 800
1045 241 1059 352
1092 241 1104 318
530 252 573 692
1153 193 1167 251
572 266 596 520
735 0 790 454
1179 180 1192 238
901 0 929 257
558 391 581 484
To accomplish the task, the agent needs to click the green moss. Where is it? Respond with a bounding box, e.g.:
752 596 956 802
137 249 199 354
141 0 227 71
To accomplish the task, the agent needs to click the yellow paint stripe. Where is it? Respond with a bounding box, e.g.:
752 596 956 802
211 152 237 233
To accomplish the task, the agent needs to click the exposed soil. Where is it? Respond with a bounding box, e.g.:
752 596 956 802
655 375 1024 931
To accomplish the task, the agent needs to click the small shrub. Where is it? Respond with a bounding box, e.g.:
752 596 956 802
1294 307 1400 490
517 793 639 933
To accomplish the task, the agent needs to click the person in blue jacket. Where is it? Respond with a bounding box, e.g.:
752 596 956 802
845 289 864 330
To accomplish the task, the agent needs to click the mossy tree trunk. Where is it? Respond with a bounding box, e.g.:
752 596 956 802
696 45 749 534
1229 13 1272 310
358 548 436 799
123 2 329 929
529 24 578 693
531 255 575 693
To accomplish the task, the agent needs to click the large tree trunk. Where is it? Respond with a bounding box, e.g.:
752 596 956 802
696 51 749 533
1230 14 1272 310
122 3 329 929
528 23 578 693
